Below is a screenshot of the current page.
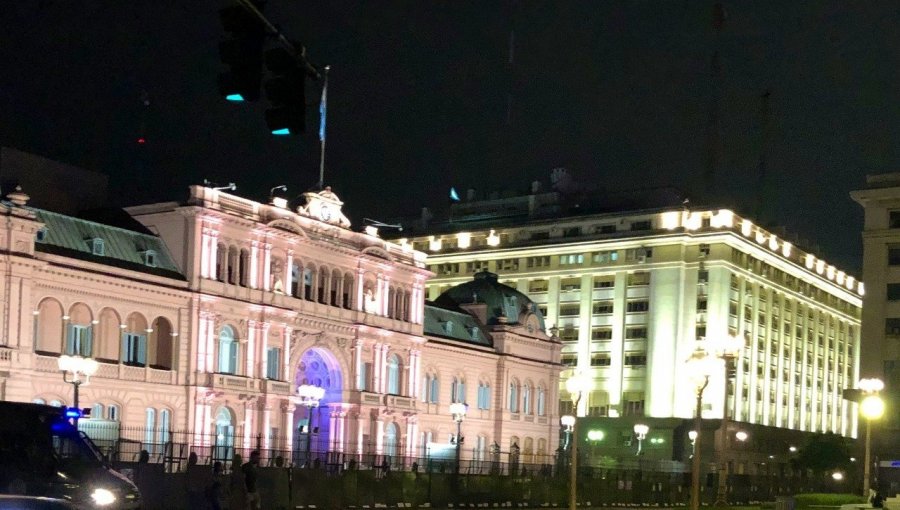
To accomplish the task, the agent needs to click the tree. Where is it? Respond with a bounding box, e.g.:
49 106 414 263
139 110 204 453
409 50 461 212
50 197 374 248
791 433 852 474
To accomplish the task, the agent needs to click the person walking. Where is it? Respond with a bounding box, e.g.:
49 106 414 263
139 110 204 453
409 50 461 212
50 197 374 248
242 450 261 510
206 461 224 510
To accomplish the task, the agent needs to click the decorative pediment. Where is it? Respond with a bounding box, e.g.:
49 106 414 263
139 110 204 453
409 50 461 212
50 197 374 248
297 186 351 228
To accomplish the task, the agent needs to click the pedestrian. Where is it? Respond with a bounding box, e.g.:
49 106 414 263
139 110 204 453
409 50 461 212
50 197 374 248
207 461 224 510
242 450 261 510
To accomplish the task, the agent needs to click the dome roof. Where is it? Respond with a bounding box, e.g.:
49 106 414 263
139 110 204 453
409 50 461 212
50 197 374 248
434 271 546 332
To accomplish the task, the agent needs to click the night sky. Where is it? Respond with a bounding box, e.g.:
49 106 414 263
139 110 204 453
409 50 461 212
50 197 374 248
2 1 900 275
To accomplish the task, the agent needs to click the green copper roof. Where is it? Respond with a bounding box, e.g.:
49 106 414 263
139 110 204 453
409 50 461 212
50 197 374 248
423 304 491 346
433 271 545 330
31 208 184 279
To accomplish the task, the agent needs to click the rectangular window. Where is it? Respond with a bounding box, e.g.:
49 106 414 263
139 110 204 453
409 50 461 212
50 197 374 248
563 227 581 237
559 328 578 342
889 247 900 266
593 276 615 288
886 318 900 336
66 325 93 357
625 327 647 339
696 325 707 339
592 301 613 315
626 248 653 261
597 224 617 234
628 272 650 286
631 220 652 231
559 254 584 266
626 300 649 313
526 256 551 268
624 352 647 366
559 303 580 316
359 362 372 392
891 210 900 228
122 333 147 366
560 277 581 291
266 347 281 379
699 244 711 257
697 297 708 311
591 353 611 367
497 258 520 271
528 279 549 293
592 251 618 264
561 354 578 366
465 261 489 274
888 284 900 301
591 327 612 340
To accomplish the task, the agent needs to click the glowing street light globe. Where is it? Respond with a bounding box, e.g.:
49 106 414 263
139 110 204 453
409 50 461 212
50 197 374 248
831 472 844 481
860 395 885 420
450 402 468 422
735 431 748 442
565 372 591 400
688 430 698 441
858 378 885 394
586 430 605 441
297 384 325 408
560 415 576 428
633 423 649 439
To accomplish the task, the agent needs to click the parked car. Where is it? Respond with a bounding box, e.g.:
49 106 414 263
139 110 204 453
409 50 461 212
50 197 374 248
0 402 141 509
0 495 79 509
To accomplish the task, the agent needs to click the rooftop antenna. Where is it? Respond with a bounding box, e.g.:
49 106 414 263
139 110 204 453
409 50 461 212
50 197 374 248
213 182 236 192
270 184 288 197
363 218 403 232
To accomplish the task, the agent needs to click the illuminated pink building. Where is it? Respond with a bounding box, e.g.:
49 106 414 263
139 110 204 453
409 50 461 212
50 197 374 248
0 184 561 466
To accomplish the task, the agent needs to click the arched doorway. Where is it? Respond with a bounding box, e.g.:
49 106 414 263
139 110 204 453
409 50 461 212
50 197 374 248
384 422 399 459
295 347 343 463
213 407 235 463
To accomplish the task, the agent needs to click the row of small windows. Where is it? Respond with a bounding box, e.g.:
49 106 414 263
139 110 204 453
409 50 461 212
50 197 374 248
34 233 159 267
558 326 647 342
430 248 654 276
561 351 647 367
526 272 650 294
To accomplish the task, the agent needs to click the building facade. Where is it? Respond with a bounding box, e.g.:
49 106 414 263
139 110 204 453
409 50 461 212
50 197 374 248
402 188 863 438
851 174 900 458
0 184 560 467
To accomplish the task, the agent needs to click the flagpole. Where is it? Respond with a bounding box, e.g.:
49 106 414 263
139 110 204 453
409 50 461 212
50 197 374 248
318 66 330 189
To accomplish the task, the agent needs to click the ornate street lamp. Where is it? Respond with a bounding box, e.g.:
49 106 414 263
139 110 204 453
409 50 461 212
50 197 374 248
633 423 649 456
297 384 325 466
710 334 743 507
565 372 591 510
450 402 468 474
685 347 721 510
58 354 99 423
858 378 885 498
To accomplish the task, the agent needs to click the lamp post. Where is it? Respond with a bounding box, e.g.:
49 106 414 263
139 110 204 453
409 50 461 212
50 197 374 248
633 424 649 456
565 372 591 510
450 402 468 474
297 384 325 466
858 378 885 498
686 347 721 510
711 334 743 507
58 354 99 423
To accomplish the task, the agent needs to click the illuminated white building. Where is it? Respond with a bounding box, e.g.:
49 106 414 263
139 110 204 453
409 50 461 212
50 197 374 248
402 189 863 437
0 183 560 464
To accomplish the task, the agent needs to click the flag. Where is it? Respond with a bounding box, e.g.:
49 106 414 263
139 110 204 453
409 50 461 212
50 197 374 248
318 76 328 142
449 187 460 201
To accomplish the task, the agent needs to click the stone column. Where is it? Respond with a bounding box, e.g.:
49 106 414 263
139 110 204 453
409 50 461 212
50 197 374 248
250 240 260 289
246 320 257 378
285 250 294 296
282 326 292 384
263 243 272 291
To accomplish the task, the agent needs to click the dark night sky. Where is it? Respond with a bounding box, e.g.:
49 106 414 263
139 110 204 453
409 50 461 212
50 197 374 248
2 1 900 275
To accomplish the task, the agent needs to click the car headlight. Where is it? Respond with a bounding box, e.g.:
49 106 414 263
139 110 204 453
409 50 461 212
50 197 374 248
90 487 117 506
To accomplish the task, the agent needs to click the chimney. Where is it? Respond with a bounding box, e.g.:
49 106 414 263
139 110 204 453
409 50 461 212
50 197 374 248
467 188 476 201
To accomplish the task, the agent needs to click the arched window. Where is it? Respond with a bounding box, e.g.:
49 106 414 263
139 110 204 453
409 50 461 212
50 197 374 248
508 381 519 413
32 398 46 405
384 422 399 458
145 408 156 453
477 382 491 410
227 247 238 284
386 354 401 395
523 383 532 415
450 377 466 403
342 272 354 310
150 317 175 370
423 373 439 403
91 403 104 419
218 326 238 374
291 264 302 298
107 405 119 421
66 303 93 357
49 400 63 408
450 378 459 403
537 386 546 416
317 269 328 303
122 313 148 366
214 408 235 462
35 298 64 353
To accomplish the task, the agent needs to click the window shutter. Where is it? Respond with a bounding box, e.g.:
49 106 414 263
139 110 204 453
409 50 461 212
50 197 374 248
137 335 147 365
66 325 76 355
121 334 129 362
229 341 238 374
459 382 466 403
83 328 93 357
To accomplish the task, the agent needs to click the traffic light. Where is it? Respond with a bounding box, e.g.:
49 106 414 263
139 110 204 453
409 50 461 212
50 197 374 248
217 1 266 102
264 46 310 135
